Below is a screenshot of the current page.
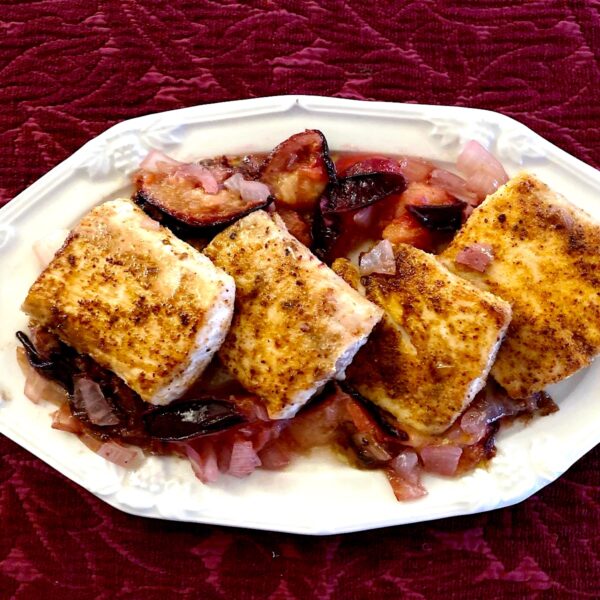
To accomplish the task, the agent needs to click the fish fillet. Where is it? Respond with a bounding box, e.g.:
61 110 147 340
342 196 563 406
203 210 383 419
336 245 512 434
23 198 235 404
439 172 600 398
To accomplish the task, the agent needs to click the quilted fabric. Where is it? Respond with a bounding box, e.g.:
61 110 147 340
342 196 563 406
1 1 599 598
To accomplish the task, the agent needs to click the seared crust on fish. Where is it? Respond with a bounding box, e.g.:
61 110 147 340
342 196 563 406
336 246 512 434
22 199 235 405
440 172 600 398
204 210 383 419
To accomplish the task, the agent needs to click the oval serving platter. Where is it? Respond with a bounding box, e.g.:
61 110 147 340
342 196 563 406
0 95 598 535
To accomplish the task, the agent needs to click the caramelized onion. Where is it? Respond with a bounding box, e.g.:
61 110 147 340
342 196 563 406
429 168 479 205
456 141 508 200
51 403 82 434
186 443 220 484
73 377 119 426
140 149 184 172
359 240 396 276
455 243 494 272
224 173 271 203
227 439 261 478
96 441 144 469
420 445 463 476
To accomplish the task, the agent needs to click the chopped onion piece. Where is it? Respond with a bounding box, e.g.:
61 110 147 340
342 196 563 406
429 169 479 205
460 407 489 442
73 377 119 426
51 403 82 434
456 243 494 272
227 439 261 478
465 169 504 199
186 444 220 484
456 141 508 200
96 441 144 469
386 450 426 501
177 163 219 194
24 370 67 406
141 150 222 194
359 240 396 276
352 205 376 228
420 445 462 476
140 149 184 172
398 156 435 183
224 173 271 203
390 449 419 478
258 441 293 470
18 348 67 406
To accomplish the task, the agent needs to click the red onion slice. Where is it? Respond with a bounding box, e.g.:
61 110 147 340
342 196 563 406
456 141 508 200
429 168 479 205
73 377 119 426
177 163 220 194
386 449 427 501
186 443 220 484
96 441 144 469
223 173 271 203
17 347 67 406
459 407 489 442
359 239 396 276
227 439 261 478
420 445 463 476
140 150 221 194
398 156 435 183
352 205 377 228
140 149 184 172
390 449 419 481
455 243 494 272
51 403 83 434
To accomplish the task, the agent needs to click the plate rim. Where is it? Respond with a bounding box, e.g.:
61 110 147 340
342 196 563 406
1 94 599 535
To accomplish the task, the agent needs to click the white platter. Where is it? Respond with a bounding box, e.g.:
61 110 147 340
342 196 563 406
0 95 599 535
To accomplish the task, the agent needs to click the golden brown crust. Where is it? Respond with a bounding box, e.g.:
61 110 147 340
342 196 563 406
204 211 383 418
439 172 600 398
338 247 512 434
22 199 234 403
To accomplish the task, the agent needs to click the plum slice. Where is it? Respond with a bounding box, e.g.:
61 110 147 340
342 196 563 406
133 150 272 228
312 171 406 261
143 398 245 441
260 130 336 211
322 172 405 215
406 202 465 231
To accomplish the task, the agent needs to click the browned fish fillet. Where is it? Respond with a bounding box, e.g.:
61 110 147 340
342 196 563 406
336 245 512 434
204 210 383 419
439 172 600 398
22 199 235 405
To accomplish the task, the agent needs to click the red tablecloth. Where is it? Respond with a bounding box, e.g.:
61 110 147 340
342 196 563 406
1 2 599 598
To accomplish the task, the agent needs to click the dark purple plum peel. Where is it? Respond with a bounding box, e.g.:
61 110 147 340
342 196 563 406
312 171 406 261
405 201 465 231
322 172 405 215
143 398 245 441
132 189 273 231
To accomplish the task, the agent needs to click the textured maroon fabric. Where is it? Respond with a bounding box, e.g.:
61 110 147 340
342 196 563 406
1 1 599 598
